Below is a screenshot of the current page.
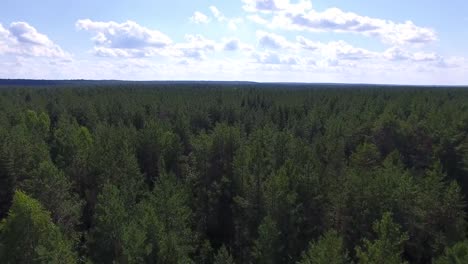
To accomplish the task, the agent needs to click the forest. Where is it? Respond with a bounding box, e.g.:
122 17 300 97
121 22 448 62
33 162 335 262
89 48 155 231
0 83 467 264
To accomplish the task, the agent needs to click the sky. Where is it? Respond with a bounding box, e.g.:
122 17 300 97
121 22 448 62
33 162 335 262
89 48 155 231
0 0 467 84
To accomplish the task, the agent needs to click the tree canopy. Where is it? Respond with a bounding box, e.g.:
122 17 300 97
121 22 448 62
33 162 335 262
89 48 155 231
0 84 467 263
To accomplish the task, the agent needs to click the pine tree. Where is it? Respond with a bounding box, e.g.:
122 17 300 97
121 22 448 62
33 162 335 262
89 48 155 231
213 245 235 264
146 173 195 263
0 191 76 263
252 215 281 264
22 161 83 239
89 183 133 263
0 149 15 220
435 240 468 264
356 212 408 264
298 230 349 264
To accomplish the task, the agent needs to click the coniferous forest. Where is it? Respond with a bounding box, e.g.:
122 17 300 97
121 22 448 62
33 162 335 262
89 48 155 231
1 83 468 264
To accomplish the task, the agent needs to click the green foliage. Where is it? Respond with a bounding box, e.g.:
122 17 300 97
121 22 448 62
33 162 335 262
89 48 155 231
350 142 381 169
0 147 15 219
24 110 50 140
0 191 75 263
298 230 349 264
252 215 281 264
435 240 468 264
22 161 83 238
0 85 467 263
140 173 195 263
89 183 129 263
213 245 235 264
356 212 408 264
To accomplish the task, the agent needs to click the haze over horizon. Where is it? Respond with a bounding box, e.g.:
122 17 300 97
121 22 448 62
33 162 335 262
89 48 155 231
1 0 467 84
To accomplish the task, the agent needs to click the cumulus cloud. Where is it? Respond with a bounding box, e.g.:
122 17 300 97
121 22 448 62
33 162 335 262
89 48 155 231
190 11 210 24
257 30 296 49
322 40 376 61
76 19 173 57
253 51 299 65
76 18 252 60
174 34 217 60
210 6 225 22
253 32 445 65
0 22 69 58
247 15 269 25
242 0 312 13
256 32 375 61
296 36 320 50
208 6 244 30
244 0 437 45
285 9 437 45
224 39 240 51
76 19 171 49
384 47 440 62
222 38 252 51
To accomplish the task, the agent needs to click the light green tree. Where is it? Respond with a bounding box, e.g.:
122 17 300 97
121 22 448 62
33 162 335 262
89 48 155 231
0 191 75 263
298 230 349 264
435 240 468 264
356 212 408 264
22 161 83 239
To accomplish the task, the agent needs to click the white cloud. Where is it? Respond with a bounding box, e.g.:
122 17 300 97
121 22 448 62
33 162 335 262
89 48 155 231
0 22 70 58
210 6 225 22
256 30 296 49
190 11 210 24
222 38 253 51
256 32 375 61
76 19 171 49
227 18 244 30
76 19 252 60
224 39 240 51
208 6 243 30
253 51 299 65
76 19 172 57
253 32 446 65
383 47 449 66
248 15 269 25
244 1 437 45
175 34 217 60
322 40 376 61
242 0 312 13
296 36 320 50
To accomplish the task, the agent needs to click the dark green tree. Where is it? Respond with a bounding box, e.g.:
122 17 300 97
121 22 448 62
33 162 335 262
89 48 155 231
141 173 195 263
213 245 235 264
0 148 15 219
252 215 281 264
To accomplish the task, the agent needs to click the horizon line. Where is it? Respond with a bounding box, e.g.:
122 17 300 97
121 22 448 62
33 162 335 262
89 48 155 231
0 78 467 88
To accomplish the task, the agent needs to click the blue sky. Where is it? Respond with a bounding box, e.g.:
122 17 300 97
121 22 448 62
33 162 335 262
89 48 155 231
0 0 467 84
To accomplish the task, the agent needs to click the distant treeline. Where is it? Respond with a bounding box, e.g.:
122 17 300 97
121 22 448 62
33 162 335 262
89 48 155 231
0 85 467 263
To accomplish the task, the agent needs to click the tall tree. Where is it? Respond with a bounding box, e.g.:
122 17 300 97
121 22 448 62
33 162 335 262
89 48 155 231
356 212 408 264
141 173 195 263
89 183 144 263
252 215 281 264
435 240 468 264
0 148 15 220
22 161 83 239
0 191 76 263
213 245 235 264
298 230 349 264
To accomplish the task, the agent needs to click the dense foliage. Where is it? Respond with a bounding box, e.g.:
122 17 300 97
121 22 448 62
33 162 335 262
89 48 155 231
0 84 467 263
